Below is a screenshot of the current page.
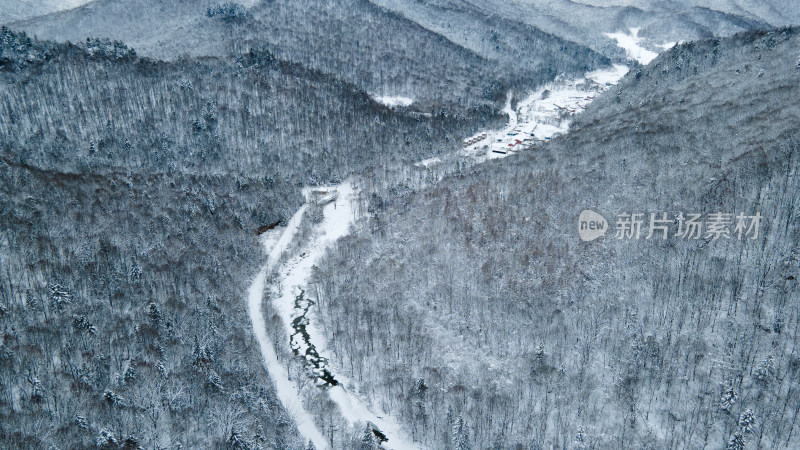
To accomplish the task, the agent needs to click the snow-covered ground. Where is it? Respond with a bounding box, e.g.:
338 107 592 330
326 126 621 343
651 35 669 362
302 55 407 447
248 182 420 449
414 156 441 169
587 63 630 85
373 95 414 108
604 27 660 65
457 27 672 164
461 63 630 162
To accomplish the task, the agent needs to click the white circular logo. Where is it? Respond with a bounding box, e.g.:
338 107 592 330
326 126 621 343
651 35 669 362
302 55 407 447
578 210 607 242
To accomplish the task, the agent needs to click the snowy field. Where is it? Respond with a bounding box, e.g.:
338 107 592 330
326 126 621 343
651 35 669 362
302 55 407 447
605 27 660 64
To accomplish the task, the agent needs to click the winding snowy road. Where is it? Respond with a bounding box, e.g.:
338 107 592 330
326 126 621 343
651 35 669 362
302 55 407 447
247 203 328 448
248 182 419 449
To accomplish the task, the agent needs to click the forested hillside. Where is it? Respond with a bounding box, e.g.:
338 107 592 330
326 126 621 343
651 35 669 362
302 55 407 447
3 1 799 448
0 28 479 447
312 27 800 448
373 0 794 57
0 28 481 178
8 0 609 108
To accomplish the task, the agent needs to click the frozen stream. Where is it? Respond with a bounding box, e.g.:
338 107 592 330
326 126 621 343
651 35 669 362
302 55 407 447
248 182 419 449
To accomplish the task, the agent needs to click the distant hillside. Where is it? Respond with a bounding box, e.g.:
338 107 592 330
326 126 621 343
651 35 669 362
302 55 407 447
0 28 477 179
638 7 772 42
313 27 800 448
374 0 794 59
8 0 610 108
0 0 93 24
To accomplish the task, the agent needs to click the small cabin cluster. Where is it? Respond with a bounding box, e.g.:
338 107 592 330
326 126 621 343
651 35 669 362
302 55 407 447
491 125 540 155
463 132 488 147
554 103 577 114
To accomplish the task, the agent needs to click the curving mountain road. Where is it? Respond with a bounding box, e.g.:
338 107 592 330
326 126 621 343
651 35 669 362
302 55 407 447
248 182 419 449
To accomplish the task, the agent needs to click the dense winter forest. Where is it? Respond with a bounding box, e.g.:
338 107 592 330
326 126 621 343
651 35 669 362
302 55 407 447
0 21 491 445
9 0 610 108
1 0 799 449
313 28 800 448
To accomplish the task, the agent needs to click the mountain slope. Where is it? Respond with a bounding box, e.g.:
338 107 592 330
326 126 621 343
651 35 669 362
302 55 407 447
312 27 800 448
0 29 476 448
